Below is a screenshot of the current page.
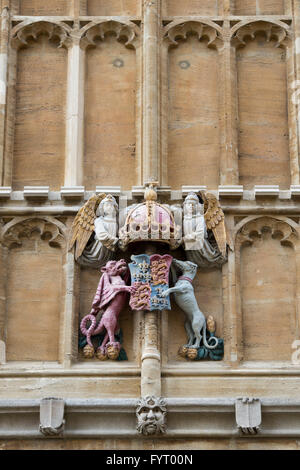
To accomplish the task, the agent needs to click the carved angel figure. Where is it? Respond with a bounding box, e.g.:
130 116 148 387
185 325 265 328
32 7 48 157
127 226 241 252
183 191 232 268
69 193 119 269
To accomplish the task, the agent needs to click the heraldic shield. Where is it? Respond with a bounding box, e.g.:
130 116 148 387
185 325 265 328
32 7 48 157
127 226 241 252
129 254 173 311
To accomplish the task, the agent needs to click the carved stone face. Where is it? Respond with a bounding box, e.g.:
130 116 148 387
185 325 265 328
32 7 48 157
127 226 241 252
136 396 167 436
183 192 204 218
97 195 118 218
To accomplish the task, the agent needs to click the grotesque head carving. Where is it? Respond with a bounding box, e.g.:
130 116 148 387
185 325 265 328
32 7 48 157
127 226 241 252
136 396 167 436
101 259 128 277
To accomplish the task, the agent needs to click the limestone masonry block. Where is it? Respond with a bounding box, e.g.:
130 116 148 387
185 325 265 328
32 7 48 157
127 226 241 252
0 187 11 198
23 186 49 199
254 185 280 197
218 186 244 198
60 186 85 200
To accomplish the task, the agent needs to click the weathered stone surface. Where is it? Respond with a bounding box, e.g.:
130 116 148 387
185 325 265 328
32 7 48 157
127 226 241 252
237 35 290 189
240 224 296 361
163 1 219 16
12 35 67 190
0 0 299 450
168 36 220 189
84 35 137 190
6 233 63 361
87 0 140 17
234 0 285 15
19 1 71 16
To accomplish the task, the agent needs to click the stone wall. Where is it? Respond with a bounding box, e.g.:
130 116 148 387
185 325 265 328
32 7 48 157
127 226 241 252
0 0 300 450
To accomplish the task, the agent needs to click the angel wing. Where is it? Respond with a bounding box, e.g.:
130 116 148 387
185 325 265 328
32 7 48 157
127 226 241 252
199 191 232 257
69 193 106 260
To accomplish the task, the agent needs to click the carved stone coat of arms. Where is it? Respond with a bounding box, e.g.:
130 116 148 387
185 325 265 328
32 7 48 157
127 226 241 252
129 254 173 311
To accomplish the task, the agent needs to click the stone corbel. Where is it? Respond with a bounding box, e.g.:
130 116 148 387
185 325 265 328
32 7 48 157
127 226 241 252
0 187 11 199
39 398 65 437
235 397 262 435
136 396 167 436
0 340 5 364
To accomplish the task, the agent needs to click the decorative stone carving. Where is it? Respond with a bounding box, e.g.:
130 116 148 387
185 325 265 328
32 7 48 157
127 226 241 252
69 193 119 268
235 398 262 435
231 20 291 49
80 20 140 50
136 396 167 436
0 216 66 250
236 216 299 250
80 259 134 360
183 192 232 268
39 398 65 437
162 259 224 361
119 184 181 251
129 254 173 311
164 20 223 50
11 20 72 49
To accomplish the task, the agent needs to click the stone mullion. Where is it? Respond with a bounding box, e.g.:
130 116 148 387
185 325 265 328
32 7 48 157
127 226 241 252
293 244 300 341
59 250 80 367
132 310 143 367
141 311 162 396
8 0 18 15
223 232 242 364
222 0 232 16
285 0 293 14
287 36 300 185
143 0 161 185
2 33 16 187
70 0 87 17
140 2 163 397
135 38 143 186
160 39 168 187
293 0 300 183
0 6 9 185
0 244 8 349
222 216 241 364
140 243 162 397
64 34 85 187
160 309 169 369
219 27 239 186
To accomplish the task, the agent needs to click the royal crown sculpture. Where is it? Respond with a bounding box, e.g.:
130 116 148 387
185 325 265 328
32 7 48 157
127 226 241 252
69 185 232 362
119 184 182 251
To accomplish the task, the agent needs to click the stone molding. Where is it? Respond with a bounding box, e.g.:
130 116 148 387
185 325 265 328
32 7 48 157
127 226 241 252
2 186 300 204
0 398 300 439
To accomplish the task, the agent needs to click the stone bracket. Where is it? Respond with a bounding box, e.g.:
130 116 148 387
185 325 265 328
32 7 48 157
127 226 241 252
235 397 262 435
39 398 65 437
24 186 49 200
136 396 167 436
